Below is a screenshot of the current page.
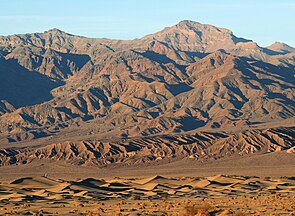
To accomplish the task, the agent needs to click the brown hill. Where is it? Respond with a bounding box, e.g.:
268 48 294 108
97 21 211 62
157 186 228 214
0 20 294 168
0 126 294 167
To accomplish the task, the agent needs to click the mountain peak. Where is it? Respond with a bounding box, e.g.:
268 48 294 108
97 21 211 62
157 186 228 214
267 41 295 54
46 28 63 32
175 20 201 27
173 20 232 34
44 28 72 36
269 41 292 47
144 20 250 53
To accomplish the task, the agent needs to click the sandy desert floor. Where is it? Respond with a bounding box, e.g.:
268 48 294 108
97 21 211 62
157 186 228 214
0 151 294 215
0 174 294 215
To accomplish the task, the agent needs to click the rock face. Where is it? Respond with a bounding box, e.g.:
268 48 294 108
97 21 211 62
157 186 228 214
0 20 294 165
0 127 294 166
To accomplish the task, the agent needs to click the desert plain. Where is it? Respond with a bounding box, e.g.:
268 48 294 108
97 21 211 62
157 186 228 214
0 151 294 215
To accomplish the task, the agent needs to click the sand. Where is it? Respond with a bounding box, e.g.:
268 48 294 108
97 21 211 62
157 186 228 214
0 175 294 215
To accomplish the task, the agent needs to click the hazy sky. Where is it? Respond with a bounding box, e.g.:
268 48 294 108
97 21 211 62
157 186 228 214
1 0 294 47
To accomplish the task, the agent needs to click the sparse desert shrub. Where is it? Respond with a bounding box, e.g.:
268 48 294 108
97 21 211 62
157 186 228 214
139 203 146 209
152 202 159 208
264 176 271 180
161 193 169 199
116 206 123 212
119 200 127 205
234 211 246 216
97 207 105 213
132 194 141 200
69 209 78 213
184 204 201 216
183 202 213 216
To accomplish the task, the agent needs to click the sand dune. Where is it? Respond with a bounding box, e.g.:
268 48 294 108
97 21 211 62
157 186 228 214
10 176 60 187
0 175 294 215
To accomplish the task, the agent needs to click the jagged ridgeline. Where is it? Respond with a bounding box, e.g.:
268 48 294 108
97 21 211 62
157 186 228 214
0 21 294 160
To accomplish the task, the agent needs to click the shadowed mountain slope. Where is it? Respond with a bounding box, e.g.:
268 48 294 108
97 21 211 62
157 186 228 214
0 57 62 108
0 20 294 159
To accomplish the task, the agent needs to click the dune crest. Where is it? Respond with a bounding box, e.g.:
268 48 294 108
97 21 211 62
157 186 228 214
0 175 294 215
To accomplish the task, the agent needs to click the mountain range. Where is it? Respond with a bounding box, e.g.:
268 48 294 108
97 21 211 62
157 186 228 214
0 20 294 167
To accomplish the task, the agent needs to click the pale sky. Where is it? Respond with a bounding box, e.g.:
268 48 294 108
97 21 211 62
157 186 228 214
0 0 294 47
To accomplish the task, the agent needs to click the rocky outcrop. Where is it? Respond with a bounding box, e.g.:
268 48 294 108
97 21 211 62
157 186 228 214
0 127 294 166
0 20 294 145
